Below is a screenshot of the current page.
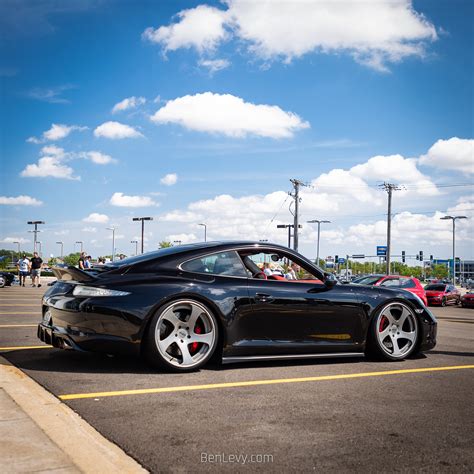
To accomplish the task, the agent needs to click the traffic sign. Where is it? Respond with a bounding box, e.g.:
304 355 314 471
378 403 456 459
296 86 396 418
352 254 365 259
338 257 346 264
376 246 387 256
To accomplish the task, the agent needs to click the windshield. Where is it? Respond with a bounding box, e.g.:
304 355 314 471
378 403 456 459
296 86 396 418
425 284 446 291
352 276 382 285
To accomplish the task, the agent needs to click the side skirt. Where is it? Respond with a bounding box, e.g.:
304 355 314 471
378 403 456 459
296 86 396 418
222 352 365 364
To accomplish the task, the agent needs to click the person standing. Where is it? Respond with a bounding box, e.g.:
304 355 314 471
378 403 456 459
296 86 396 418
78 252 86 270
17 255 30 287
29 252 43 288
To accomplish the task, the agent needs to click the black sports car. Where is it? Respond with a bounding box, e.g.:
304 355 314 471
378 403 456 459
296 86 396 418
0 271 16 287
38 241 437 371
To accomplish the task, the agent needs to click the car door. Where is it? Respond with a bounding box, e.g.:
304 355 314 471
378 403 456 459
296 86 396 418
232 251 366 356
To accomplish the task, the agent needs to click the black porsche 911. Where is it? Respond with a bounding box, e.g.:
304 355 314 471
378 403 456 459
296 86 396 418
38 241 437 371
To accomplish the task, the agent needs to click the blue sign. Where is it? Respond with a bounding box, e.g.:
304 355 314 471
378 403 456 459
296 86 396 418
338 257 346 264
376 246 387 256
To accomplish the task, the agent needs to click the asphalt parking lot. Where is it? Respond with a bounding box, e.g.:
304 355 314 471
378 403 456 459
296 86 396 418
1 285 473 472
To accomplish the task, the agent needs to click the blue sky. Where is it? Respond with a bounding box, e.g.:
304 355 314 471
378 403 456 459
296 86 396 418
1 0 473 261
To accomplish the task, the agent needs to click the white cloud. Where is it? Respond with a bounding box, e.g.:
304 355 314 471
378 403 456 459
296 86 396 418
198 58 230 74
160 173 178 186
112 96 146 114
144 1 437 71
419 137 474 175
109 192 158 208
83 213 109 224
94 121 143 139
20 145 79 180
81 227 97 233
0 195 43 206
82 151 116 165
54 230 69 236
143 4 228 53
166 233 198 244
27 123 87 143
151 92 309 138
0 237 30 244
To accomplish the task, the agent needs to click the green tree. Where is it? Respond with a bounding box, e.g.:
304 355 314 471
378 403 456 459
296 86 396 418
158 241 172 248
62 252 81 267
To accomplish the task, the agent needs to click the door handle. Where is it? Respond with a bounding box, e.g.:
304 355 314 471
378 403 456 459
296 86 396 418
254 293 274 303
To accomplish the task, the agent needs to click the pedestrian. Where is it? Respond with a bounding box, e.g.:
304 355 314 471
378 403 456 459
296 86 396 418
78 252 86 270
29 251 43 288
17 254 30 287
84 255 92 269
285 262 300 280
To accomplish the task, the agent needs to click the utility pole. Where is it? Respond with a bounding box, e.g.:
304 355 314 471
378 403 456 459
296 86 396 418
440 215 467 284
56 241 63 259
131 240 138 256
379 183 401 275
133 217 153 254
289 179 307 252
107 227 116 261
75 241 83 253
199 223 207 242
27 221 45 253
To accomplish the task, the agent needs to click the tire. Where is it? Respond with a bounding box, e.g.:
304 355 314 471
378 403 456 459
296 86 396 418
144 299 219 372
0 277 5 288
366 302 419 361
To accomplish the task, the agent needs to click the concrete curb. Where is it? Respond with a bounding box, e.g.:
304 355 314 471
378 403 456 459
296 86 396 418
0 356 147 473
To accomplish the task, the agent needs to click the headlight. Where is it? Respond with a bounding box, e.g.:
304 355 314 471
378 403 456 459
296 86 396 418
72 286 130 297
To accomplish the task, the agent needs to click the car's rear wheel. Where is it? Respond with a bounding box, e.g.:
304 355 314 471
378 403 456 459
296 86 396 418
145 299 218 372
367 302 419 361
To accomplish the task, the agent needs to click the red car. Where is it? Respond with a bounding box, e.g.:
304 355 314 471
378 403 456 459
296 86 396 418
460 291 474 308
424 284 461 306
352 275 427 306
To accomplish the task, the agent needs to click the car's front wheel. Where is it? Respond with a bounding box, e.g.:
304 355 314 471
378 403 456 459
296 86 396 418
367 302 419 361
145 299 218 372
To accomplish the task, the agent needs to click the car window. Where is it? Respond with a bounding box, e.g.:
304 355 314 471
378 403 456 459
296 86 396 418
182 251 248 277
352 276 382 285
425 284 446 291
400 278 416 289
380 278 399 287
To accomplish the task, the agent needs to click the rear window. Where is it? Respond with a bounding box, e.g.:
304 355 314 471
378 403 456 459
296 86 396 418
353 276 382 285
425 284 446 291
400 279 416 289
182 251 248 278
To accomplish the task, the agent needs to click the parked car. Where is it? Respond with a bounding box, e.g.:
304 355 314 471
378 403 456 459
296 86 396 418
38 241 437 371
424 284 461 306
460 291 474 308
352 274 427 306
0 271 16 287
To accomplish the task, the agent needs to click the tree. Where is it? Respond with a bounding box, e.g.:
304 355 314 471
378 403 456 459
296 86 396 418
62 252 81 267
158 241 172 248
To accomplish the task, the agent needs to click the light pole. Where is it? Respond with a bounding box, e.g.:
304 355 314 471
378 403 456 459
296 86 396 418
107 227 116 261
27 221 45 253
173 240 182 246
440 215 467 285
133 217 153 254
13 241 20 255
56 241 64 259
131 240 138 256
75 241 83 253
307 219 331 265
36 241 42 256
199 223 207 242
277 224 293 248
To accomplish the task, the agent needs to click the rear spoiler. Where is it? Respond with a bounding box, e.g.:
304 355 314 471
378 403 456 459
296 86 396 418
52 266 96 283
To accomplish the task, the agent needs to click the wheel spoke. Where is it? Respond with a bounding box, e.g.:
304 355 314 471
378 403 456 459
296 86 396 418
381 309 396 325
189 331 214 346
161 309 181 328
379 326 391 340
398 307 411 328
187 305 204 328
159 332 176 352
178 341 195 366
391 337 401 357
398 330 416 343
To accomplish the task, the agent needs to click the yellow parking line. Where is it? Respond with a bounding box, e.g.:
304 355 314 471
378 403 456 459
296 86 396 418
0 312 39 314
0 304 39 306
59 364 474 401
0 324 37 327
0 345 52 351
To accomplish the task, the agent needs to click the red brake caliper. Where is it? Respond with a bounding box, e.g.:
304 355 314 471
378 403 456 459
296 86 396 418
190 322 202 354
379 316 388 333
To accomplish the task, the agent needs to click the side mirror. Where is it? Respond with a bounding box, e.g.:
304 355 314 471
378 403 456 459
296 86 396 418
324 273 338 288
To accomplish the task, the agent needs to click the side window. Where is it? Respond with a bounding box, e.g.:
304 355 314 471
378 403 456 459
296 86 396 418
380 278 399 287
400 278 416 289
182 251 248 277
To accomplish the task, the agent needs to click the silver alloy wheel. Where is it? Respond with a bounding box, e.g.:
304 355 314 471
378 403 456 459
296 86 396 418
376 302 418 359
154 300 217 369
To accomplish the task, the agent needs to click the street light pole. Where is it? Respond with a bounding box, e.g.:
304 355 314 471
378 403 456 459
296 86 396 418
131 240 138 256
13 241 20 255
37 241 42 256
107 227 116 261
277 224 292 248
27 221 45 253
440 215 467 285
75 241 83 253
199 223 207 242
307 219 331 265
132 217 153 254
56 241 63 259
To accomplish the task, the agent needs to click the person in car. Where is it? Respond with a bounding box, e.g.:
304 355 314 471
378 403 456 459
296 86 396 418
285 263 300 280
